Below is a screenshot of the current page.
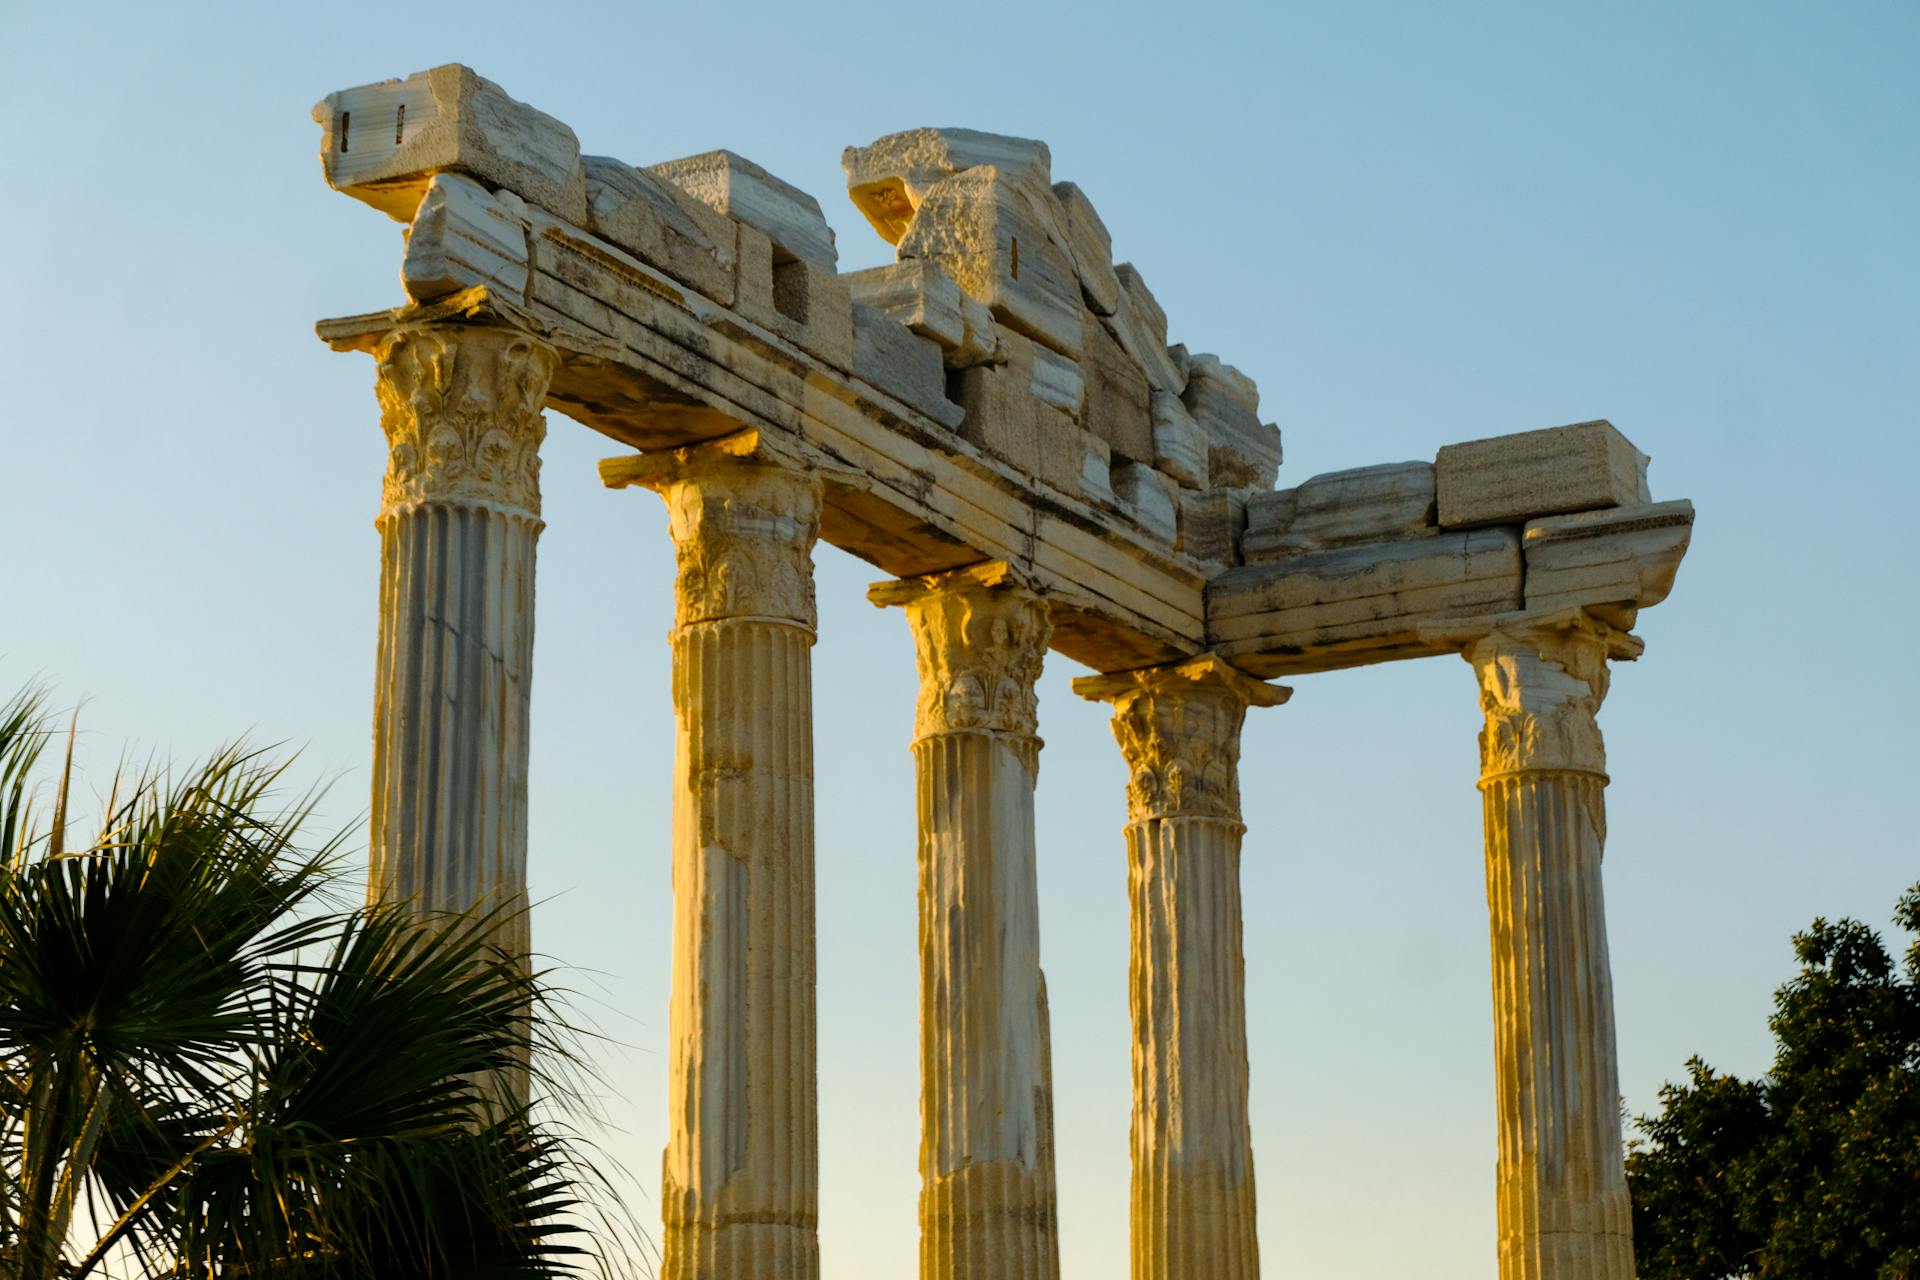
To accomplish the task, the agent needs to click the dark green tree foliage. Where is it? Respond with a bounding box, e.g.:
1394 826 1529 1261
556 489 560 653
0 687 637 1279
1628 884 1920 1279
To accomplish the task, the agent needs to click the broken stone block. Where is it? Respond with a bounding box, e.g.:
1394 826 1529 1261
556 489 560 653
844 127 1055 243
954 295 998 369
1435 419 1651 528
1052 182 1121 316
896 167 1084 359
845 260 966 351
1243 488 1294 532
1166 342 1191 387
402 173 530 303
771 257 854 371
582 156 734 305
852 302 959 427
1178 487 1251 568
1030 343 1084 418
1081 310 1153 464
952 342 1042 476
1104 266 1187 394
314 64 587 224
1522 499 1693 621
1035 418 1113 505
1112 461 1179 543
1241 461 1436 561
1150 390 1208 489
647 149 837 269
1184 354 1281 489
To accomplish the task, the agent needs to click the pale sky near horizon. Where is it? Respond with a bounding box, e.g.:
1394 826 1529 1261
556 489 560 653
3 2 1916 1275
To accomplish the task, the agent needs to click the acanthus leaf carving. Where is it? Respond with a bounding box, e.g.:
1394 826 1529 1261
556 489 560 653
1076 656 1289 824
881 568 1051 741
375 325 558 520
662 460 822 631
1466 616 1615 781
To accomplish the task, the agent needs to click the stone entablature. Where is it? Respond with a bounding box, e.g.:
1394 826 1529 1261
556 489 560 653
316 63 1696 1280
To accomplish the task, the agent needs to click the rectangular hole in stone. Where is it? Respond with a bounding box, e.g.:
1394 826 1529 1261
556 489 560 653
772 260 809 325
395 103 405 145
339 111 350 152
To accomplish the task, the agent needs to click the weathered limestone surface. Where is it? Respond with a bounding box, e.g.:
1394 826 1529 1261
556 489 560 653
1523 499 1693 625
871 564 1061 1280
317 67 1706 1278
1108 266 1187 396
582 156 737 305
402 172 535 304
1037 422 1114 509
844 127 1056 244
314 64 587 223
1075 656 1288 1280
367 323 557 987
845 260 997 368
767 253 857 371
339 118 1207 671
1030 342 1086 418
1210 528 1524 674
601 434 824 1280
1184 354 1281 490
1437 420 1650 529
853 302 954 427
1052 181 1122 316
1151 390 1209 490
897 166 1085 359
1112 462 1179 545
1243 461 1435 560
1178 487 1251 572
1081 306 1155 465
1455 612 1640 1279
1214 424 1687 676
649 149 838 269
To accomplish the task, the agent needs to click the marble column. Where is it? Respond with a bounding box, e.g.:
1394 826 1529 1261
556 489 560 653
369 323 558 974
1074 655 1289 1280
870 562 1061 1280
604 434 823 1280
1464 613 1638 1279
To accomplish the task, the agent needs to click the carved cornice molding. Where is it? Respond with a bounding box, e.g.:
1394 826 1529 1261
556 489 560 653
1075 654 1290 823
603 432 823 630
374 325 558 519
871 563 1051 742
1462 613 1620 782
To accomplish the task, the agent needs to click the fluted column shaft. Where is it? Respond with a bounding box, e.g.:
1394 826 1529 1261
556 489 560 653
871 563 1060 1280
369 323 558 975
615 438 824 1280
1076 655 1289 1280
1466 615 1636 1279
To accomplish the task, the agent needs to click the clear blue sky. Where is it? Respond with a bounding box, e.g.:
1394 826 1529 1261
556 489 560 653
3 2 1915 1275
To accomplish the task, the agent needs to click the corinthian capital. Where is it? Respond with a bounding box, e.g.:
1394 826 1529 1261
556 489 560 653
602 432 822 630
1075 654 1290 823
870 562 1051 741
1463 613 1629 781
374 324 558 519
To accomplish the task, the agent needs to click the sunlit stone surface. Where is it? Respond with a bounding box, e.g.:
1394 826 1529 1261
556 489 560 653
1075 656 1289 1280
604 435 824 1280
872 563 1061 1280
319 63 1698 1277
1463 614 1639 1280
368 323 557 971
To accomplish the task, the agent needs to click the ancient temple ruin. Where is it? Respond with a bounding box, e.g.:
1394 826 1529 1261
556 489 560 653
313 64 1694 1280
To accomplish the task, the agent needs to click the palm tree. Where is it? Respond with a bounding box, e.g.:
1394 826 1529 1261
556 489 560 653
0 686 636 1278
